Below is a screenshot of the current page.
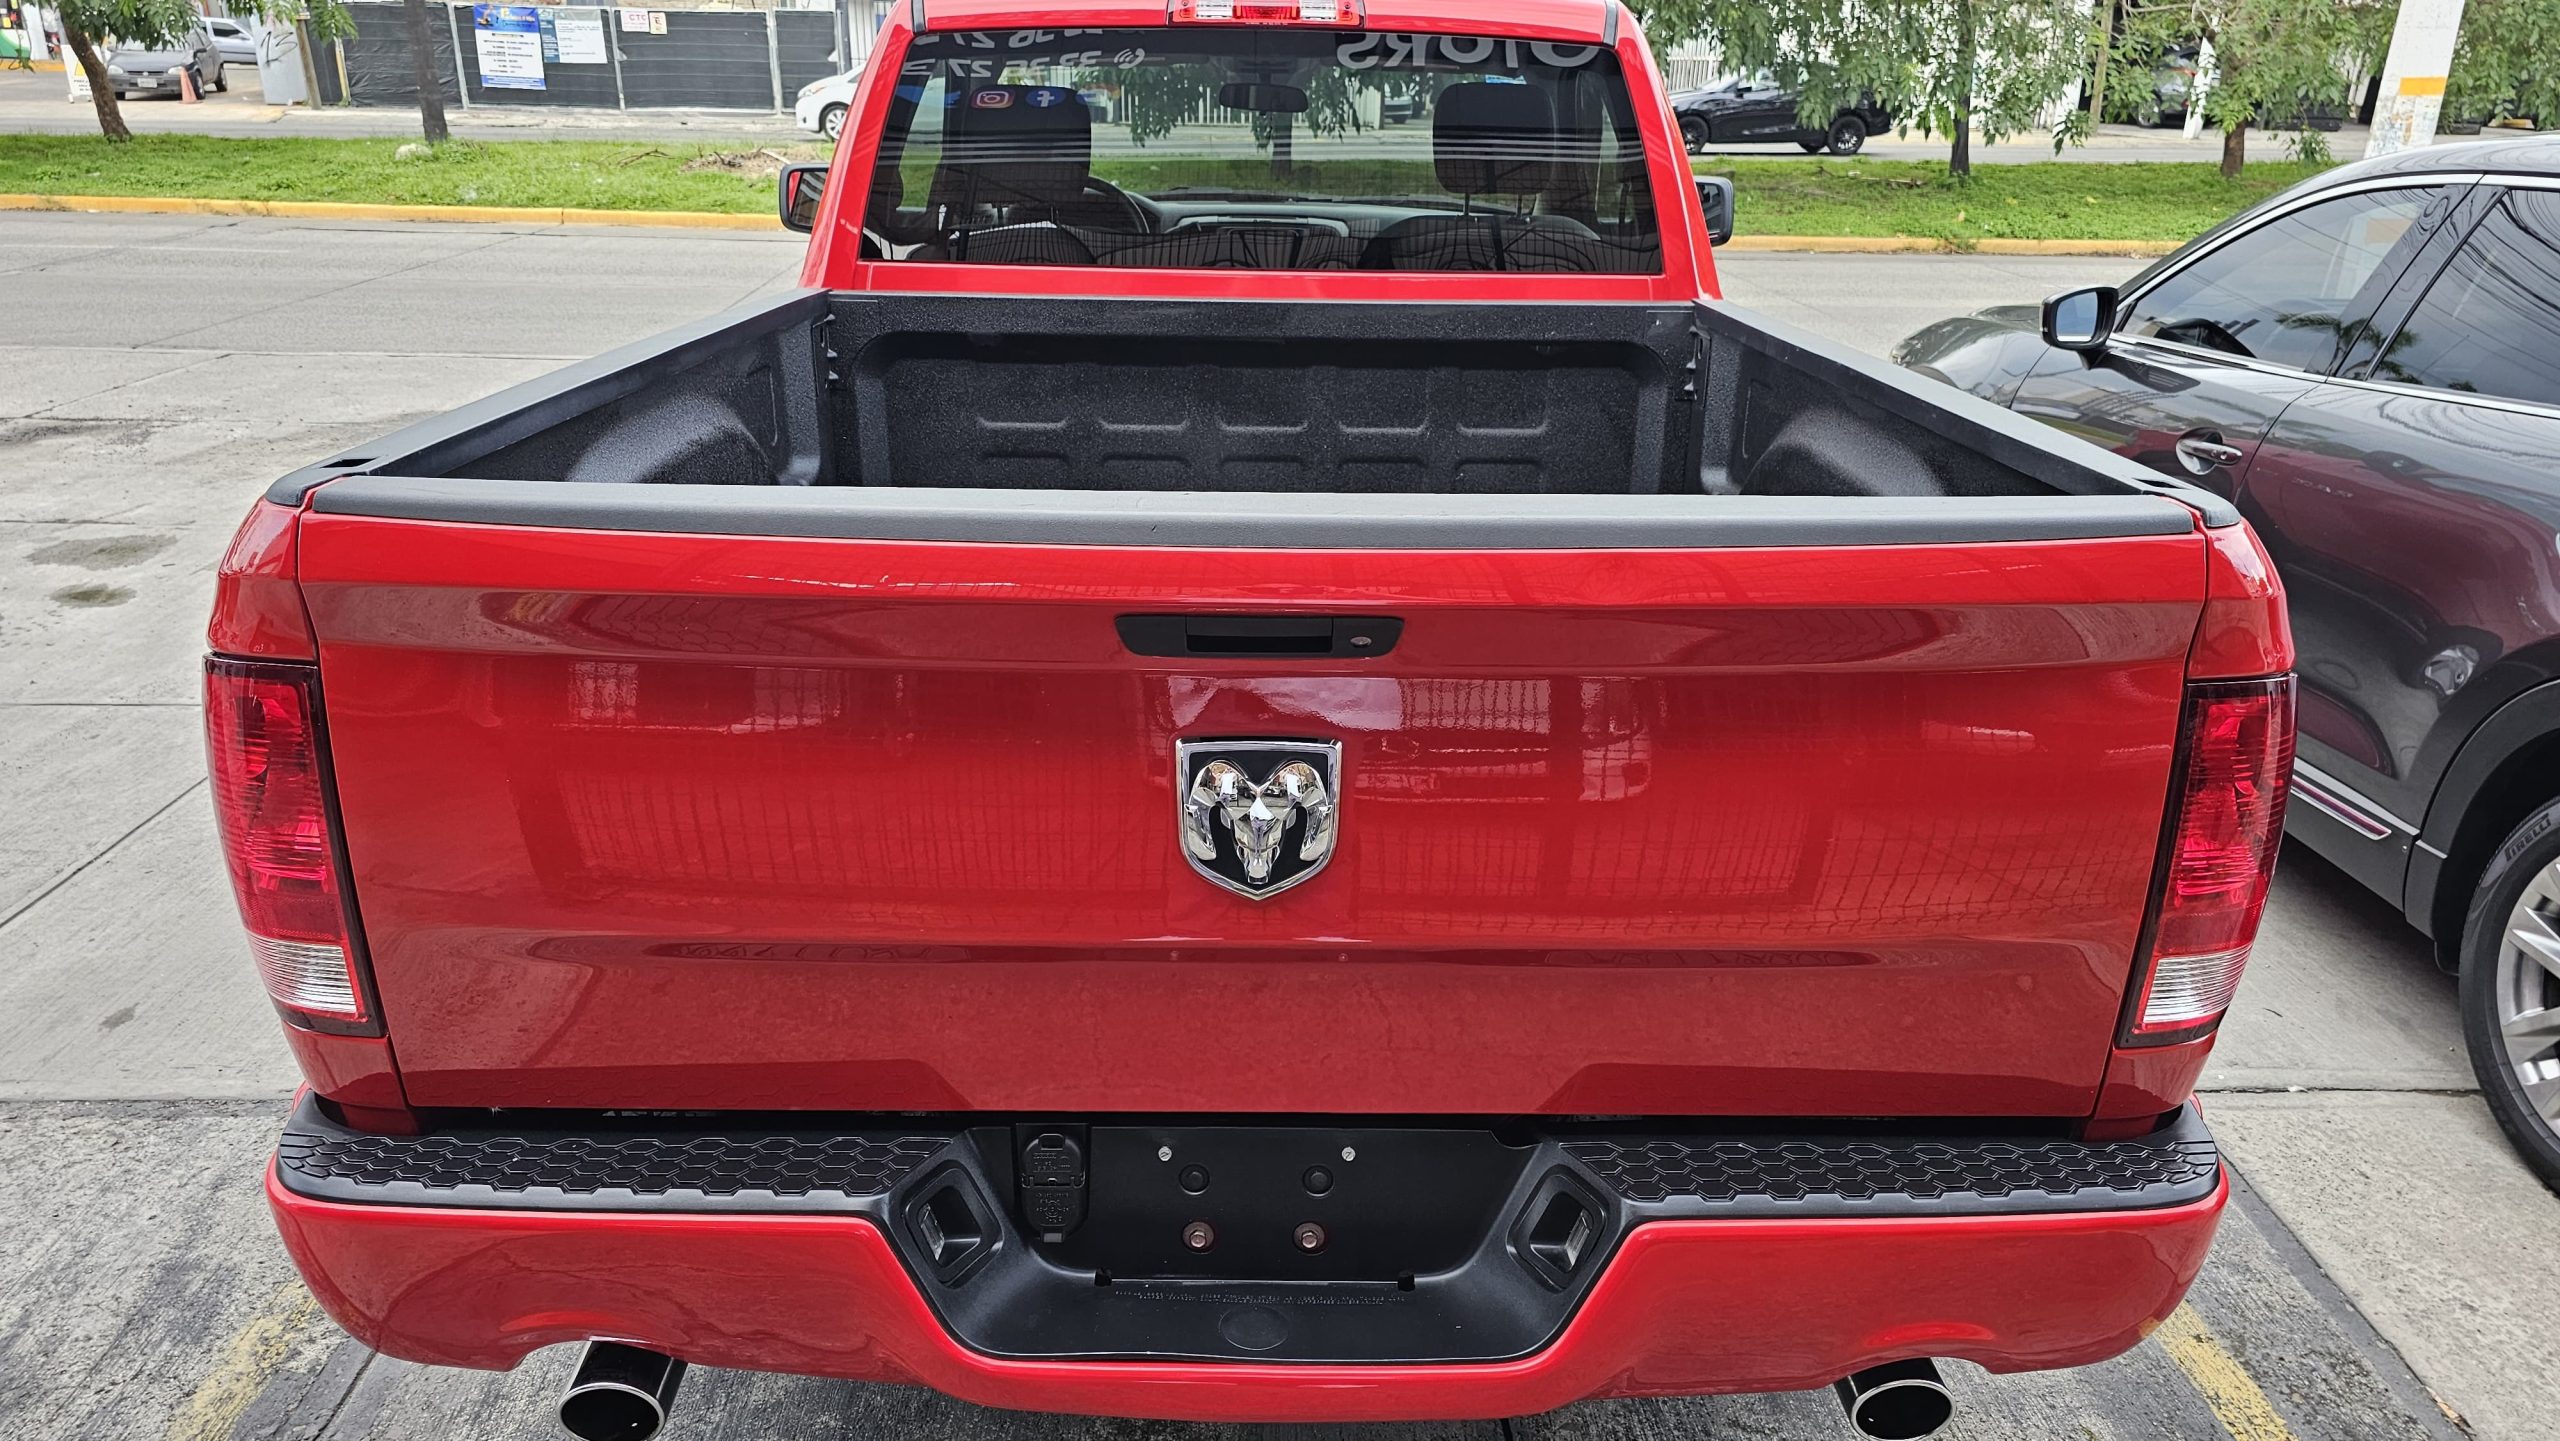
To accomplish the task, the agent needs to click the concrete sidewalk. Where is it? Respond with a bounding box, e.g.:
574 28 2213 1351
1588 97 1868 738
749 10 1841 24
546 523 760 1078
0 64 808 143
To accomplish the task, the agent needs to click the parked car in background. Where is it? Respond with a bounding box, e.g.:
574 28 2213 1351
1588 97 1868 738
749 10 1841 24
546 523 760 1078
1896 136 2560 1191
793 69 857 139
104 24 224 98
1669 74 1891 155
203 16 257 68
2124 41 2345 131
2132 43 2199 127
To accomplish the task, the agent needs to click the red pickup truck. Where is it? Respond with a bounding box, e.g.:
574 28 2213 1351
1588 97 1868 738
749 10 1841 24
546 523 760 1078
209 3 2293 1437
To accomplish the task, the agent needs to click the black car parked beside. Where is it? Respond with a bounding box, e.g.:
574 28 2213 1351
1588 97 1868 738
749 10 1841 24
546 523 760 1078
1669 74 1893 156
1896 136 2560 1191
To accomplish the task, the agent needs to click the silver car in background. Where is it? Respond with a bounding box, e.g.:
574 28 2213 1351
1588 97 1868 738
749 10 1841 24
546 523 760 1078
105 24 226 98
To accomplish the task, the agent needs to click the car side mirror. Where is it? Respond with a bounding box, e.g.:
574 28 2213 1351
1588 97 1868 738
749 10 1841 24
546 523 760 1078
779 163 828 234
1694 175 1735 248
2041 285 2119 352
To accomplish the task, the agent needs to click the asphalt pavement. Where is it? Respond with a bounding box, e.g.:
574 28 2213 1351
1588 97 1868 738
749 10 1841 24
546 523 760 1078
2 212 2553 1441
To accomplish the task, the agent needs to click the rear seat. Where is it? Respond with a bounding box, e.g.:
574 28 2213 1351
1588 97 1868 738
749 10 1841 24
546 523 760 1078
918 84 1098 265
1364 82 1617 273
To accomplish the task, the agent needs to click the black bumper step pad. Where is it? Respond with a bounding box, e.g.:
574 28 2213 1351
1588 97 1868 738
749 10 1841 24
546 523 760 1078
1568 1107 2220 1219
277 1099 2218 1221
278 1111 955 1213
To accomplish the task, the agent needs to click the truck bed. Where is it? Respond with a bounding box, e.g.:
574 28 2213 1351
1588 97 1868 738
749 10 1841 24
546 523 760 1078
273 290 2229 533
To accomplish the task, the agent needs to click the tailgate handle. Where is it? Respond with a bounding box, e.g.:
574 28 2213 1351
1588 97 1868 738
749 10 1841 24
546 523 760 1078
1116 615 1403 659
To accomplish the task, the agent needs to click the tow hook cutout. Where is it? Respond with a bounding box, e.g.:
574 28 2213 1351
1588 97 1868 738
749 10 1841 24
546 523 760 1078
1833 1358 1954 1439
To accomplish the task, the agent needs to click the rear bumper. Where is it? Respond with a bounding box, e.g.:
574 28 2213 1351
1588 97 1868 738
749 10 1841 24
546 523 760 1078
267 1102 2224 1422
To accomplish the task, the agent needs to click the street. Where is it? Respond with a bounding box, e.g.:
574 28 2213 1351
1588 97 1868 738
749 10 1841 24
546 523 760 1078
1 211 2554 1441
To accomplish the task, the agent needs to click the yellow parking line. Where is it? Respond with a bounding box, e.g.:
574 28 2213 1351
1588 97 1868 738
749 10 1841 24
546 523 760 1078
164 1282 323 1441
2154 1302 2302 1441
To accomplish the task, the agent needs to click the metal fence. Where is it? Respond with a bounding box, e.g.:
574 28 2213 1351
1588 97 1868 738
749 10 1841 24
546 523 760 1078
309 2 893 112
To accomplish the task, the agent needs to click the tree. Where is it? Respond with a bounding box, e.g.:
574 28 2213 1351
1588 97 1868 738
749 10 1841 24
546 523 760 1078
1641 0 2097 178
2445 0 2560 129
53 0 197 140
2106 0 2375 177
56 0 353 143
397 0 449 142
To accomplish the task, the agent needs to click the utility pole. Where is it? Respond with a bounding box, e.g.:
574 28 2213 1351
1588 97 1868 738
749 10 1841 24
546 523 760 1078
2365 0 2466 157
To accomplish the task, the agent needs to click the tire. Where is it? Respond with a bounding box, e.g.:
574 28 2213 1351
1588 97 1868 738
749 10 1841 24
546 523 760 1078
821 104 847 140
1797 138 1825 153
213 66 228 93
2459 798 2560 1193
1678 115 1709 154
1826 116 1867 155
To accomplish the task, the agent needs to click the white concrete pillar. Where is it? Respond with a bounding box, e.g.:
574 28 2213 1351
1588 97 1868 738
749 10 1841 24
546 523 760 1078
2366 0 2466 157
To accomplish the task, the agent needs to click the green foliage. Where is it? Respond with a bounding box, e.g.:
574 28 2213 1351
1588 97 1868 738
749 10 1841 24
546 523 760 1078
2446 0 2560 126
303 0 358 45
1638 0 2097 176
2107 0 2375 161
54 0 345 51
1094 62 1228 145
51 0 196 54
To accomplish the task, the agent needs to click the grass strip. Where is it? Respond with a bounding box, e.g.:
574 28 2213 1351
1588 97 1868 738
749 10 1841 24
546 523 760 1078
1693 155 2326 244
0 135 826 214
0 134 2328 242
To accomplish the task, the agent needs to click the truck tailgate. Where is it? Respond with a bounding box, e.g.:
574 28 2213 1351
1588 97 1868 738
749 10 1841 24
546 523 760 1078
296 508 2205 1117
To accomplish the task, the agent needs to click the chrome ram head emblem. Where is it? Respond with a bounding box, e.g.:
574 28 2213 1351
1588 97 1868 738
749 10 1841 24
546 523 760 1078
1176 739 1342 900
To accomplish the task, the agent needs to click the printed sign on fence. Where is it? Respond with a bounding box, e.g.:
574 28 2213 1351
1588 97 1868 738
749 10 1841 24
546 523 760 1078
472 5 546 89
549 8 608 64
617 6 647 30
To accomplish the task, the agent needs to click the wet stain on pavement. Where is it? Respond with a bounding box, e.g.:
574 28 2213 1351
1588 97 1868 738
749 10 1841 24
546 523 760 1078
50 582 135 608
28 533 175 569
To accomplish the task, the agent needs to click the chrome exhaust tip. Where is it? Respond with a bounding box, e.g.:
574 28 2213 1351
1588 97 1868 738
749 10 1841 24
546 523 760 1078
1833 1358 1953 1439
558 1341 686 1441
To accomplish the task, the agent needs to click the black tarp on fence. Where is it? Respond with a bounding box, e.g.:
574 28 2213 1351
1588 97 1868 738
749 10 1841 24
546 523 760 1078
311 2 887 112
310 6 462 107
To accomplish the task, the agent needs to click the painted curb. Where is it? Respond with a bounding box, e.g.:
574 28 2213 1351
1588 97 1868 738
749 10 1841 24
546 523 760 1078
1719 234 2180 256
0 191 2181 252
0 192 781 229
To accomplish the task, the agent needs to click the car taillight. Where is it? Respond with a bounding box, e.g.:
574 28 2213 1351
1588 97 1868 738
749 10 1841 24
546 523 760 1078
205 658 378 1035
2124 677 2295 1045
1169 0 1364 24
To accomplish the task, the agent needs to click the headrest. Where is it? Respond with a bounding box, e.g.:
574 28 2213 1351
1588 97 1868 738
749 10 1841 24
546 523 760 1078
937 84 1093 213
1433 82 1558 196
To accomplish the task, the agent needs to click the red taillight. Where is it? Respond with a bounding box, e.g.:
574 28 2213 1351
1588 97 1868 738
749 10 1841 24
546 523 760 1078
2124 677 2295 1045
206 658 377 1035
1169 0 1364 24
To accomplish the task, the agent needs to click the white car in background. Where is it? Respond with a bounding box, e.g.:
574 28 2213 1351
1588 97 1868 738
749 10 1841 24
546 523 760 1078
793 72 857 139
204 16 258 67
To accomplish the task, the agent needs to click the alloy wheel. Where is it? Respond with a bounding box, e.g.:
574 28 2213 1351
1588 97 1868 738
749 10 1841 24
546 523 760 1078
2496 862 2560 1129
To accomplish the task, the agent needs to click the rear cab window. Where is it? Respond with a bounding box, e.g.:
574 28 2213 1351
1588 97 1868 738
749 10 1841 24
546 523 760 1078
864 27 1663 272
